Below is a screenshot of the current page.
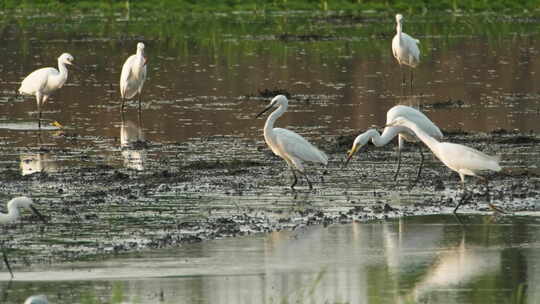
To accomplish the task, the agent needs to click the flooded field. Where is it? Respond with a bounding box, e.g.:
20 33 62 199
0 11 539 303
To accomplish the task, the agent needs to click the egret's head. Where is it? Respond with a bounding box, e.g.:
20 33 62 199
137 42 147 65
255 95 289 118
344 134 369 166
7 196 47 223
59 53 74 65
395 14 403 23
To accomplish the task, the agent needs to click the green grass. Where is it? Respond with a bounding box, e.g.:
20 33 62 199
0 0 539 16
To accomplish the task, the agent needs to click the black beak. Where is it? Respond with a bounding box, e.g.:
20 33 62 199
341 152 355 169
256 105 273 118
30 205 47 224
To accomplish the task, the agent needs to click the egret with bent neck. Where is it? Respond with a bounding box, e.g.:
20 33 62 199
0 196 47 278
387 117 502 213
345 105 442 184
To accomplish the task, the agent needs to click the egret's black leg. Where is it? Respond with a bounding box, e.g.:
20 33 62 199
1 243 13 279
410 69 414 94
454 184 472 214
302 172 313 190
393 148 402 181
121 97 126 113
38 104 42 129
138 92 143 115
290 169 298 190
410 146 424 187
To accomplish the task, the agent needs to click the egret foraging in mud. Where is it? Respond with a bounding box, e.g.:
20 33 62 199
345 105 443 184
120 42 147 113
0 197 47 278
18 53 75 128
392 14 420 90
387 117 502 213
256 95 328 190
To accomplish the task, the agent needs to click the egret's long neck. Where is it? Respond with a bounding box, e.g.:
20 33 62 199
371 127 401 146
56 61 69 84
0 206 19 224
396 20 403 40
404 122 440 152
264 104 287 137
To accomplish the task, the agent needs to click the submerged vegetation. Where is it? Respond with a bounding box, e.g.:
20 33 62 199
0 0 539 16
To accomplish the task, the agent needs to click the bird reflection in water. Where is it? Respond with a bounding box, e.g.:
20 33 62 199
20 132 59 176
120 116 147 171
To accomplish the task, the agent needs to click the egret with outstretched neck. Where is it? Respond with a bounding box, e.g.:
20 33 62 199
0 197 47 278
345 105 442 184
392 14 420 91
120 42 147 114
256 95 328 190
18 53 75 128
387 117 502 213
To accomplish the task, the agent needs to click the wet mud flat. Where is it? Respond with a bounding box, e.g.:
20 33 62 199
0 129 538 273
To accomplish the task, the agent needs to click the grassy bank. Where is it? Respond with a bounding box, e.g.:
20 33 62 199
1 0 539 16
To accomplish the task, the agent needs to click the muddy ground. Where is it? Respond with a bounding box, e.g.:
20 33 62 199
0 127 539 271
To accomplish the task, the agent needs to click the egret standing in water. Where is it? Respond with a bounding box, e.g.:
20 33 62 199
387 117 502 213
120 42 147 114
18 53 75 128
392 14 420 91
0 197 47 278
345 105 443 184
256 95 328 190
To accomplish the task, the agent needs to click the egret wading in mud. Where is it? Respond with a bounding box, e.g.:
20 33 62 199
256 95 328 190
120 42 147 114
387 117 502 213
345 105 443 185
0 197 47 279
392 14 420 91
18 53 75 128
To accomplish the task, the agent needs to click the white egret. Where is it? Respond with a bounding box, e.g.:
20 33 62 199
24 295 49 304
392 14 420 90
256 95 328 190
120 42 147 113
345 105 443 183
18 53 75 128
387 117 502 213
0 197 47 278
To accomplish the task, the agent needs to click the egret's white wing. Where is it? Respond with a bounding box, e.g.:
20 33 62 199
120 55 136 98
437 143 501 173
273 128 328 164
387 105 443 140
19 67 57 95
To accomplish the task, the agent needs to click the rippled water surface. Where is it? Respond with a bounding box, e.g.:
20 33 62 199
1 214 539 303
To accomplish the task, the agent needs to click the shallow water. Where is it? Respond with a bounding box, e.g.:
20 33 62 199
1 214 539 303
0 13 539 150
